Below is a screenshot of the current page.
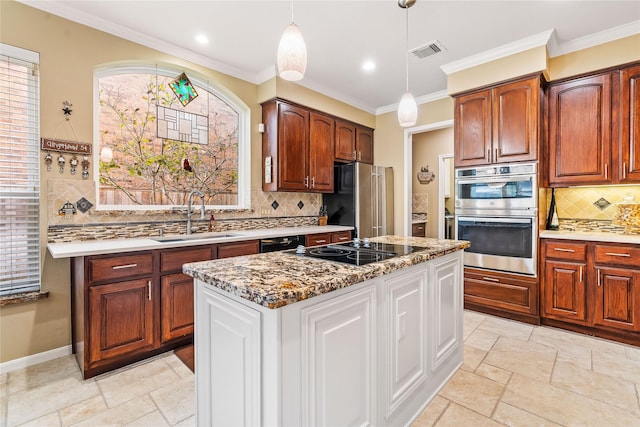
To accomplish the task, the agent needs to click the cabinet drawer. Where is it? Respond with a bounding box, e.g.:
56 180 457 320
217 240 260 259
331 231 352 243
160 247 213 273
594 244 640 267
464 268 538 315
412 222 426 237
306 233 332 247
544 241 587 261
88 253 153 283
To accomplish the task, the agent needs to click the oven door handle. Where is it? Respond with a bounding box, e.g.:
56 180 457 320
457 216 532 225
456 176 532 185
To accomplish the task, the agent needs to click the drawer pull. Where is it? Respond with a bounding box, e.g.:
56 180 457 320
597 269 601 287
147 280 152 301
553 248 575 253
579 265 583 283
315 239 327 244
482 277 500 283
338 236 349 240
604 252 630 257
112 263 138 270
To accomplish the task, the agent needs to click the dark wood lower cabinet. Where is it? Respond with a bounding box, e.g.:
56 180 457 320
88 278 154 365
464 267 539 324
160 273 195 343
540 239 640 346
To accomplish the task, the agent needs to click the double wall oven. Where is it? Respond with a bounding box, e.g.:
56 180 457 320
455 163 537 276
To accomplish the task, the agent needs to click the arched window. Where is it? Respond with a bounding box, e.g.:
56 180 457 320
94 64 250 210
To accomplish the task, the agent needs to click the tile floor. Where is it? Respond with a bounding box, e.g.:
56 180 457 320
1 311 639 426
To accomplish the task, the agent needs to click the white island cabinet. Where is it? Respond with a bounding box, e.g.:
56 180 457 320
186 237 466 427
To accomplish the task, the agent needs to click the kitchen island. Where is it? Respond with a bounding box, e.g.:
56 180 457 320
183 236 469 426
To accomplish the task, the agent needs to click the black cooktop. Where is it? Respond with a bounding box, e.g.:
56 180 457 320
286 242 429 266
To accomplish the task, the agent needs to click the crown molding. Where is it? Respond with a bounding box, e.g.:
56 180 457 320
547 20 640 57
376 90 450 116
440 29 554 75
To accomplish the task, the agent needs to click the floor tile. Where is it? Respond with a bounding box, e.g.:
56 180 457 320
58 394 107 426
8 355 81 394
125 410 171 427
492 402 562 427
484 336 557 382
71 395 157 427
625 345 640 361
412 395 449 427
551 360 640 413
462 311 485 340
460 345 486 372
14 411 60 427
97 358 181 407
438 370 504 417
164 354 194 379
502 374 640 426
475 316 534 342
174 415 196 427
475 363 511 385
434 402 503 427
7 376 99 426
150 375 196 425
464 328 499 352
528 326 593 369
592 347 640 384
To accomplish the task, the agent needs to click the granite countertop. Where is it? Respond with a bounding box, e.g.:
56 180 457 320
183 236 470 309
540 230 640 245
47 225 353 258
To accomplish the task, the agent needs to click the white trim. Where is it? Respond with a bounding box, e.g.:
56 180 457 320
0 43 39 63
548 20 640 58
440 30 554 75
403 120 454 237
437 154 454 239
0 345 72 373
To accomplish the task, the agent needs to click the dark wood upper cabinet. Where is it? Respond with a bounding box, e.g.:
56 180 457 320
547 73 612 186
262 99 336 193
619 64 640 182
454 76 540 168
334 119 374 164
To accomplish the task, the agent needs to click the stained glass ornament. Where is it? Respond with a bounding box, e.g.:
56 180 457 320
169 72 198 106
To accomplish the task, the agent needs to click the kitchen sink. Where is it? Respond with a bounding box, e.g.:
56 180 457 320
151 233 244 243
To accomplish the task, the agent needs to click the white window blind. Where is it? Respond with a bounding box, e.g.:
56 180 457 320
0 44 40 296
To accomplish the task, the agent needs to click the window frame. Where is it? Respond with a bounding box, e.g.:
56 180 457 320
93 63 251 211
0 43 41 296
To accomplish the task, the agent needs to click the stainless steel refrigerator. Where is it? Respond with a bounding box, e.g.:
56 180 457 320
323 162 394 238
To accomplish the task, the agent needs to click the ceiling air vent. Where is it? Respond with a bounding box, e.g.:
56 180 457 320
410 40 446 59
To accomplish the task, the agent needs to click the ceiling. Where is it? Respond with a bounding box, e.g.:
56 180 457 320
20 1 640 114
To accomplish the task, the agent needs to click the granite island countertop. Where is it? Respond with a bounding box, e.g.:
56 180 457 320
183 235 469 309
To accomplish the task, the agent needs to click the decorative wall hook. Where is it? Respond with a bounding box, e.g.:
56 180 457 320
81 156 90 179
70 155 79 175
417 166 435 184
44 152 52 171
62 100 73 119
57 154 66 174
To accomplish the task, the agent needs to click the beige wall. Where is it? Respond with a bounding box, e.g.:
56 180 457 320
412 128 454 238
0 0 373 363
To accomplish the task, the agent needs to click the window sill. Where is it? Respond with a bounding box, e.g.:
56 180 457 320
0 291 49 307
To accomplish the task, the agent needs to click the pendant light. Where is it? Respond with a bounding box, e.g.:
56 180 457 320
277 0 307 81
397 0 417 127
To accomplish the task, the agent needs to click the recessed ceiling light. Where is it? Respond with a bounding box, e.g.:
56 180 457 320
195 34 209 45
362 60 376 72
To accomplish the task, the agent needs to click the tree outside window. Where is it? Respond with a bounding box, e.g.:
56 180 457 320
97 70 240 209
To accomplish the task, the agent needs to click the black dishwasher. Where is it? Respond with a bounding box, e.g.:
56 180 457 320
259 235 306 253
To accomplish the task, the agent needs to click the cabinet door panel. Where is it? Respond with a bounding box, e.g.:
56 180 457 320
309 112 334 192
301 287 376 427
594 267 640 332
542 260 586 323
278 103 309 190
548 74 612 185
620 65 640 182
356 126 374 164
88 279 154 364
493 78 538 163
335 120 356 161
161 273 194 342
454 90 491 167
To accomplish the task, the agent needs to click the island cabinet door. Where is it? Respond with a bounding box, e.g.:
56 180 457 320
430 253 463 373
300 286 377 427
379 265 429 425
195 284 261 427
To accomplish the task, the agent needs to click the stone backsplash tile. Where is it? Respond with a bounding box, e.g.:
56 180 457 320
412 193 428 214
549 186 640 221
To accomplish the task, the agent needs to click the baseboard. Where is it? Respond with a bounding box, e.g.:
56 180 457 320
0 345 72 373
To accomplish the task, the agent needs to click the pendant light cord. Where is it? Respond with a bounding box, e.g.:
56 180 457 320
405 5 409 92
291 0 294 23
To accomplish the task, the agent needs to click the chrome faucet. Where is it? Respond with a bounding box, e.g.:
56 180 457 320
186 190 205 235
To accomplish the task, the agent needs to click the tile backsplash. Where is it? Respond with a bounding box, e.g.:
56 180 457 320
412 193 428 214
550 186 640 221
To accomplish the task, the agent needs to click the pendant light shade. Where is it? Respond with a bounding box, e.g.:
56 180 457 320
398 0 417 127
398 92 418 127
277 1 307 82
